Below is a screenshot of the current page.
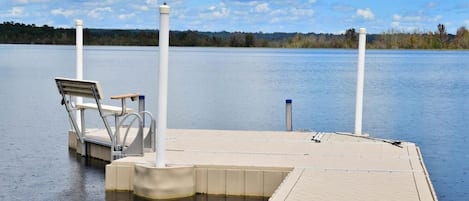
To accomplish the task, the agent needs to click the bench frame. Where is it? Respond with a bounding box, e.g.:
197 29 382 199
55 77 154 160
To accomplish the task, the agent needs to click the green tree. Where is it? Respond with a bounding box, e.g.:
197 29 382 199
453 26 469 49
229 32 244 47
244 33 255 47
345 28 357 48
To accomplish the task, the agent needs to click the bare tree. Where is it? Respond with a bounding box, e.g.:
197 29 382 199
437 24 448 47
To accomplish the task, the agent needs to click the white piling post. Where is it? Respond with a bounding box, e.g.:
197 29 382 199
156 4 170 168
354 28 366 135
75 19 83 131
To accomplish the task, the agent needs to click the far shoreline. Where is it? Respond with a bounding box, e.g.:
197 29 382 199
1 22 469 50
1 43 469 51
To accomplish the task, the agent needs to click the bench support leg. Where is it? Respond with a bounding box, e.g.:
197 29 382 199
80 141 86 157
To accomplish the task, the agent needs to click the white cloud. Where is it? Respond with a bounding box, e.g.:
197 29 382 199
401 15 422 21
118 13 136 20
232 10 248 17
132 5 149 11
270 9 287 16
268 7 313 23
14 0 51 3
88 7 112 19
270 17 280 23
213 7 228 18
202 3 229 19
393 14 402 21
427 2 437 8
254 3 269 13
334 4 354 12
393 13 442 24
51 8 74 17
391 21 400 27
391 13 441 32
291 8 314 17
146 0 158 6
391 13 440 32
83 0 116 8
134 0 159 11
309 0 317 3
391 23 418 32
432 15 442 22
229 0 254 7
4 7 26 17
407 16 422 21
465 19 469 26
356 8 375 20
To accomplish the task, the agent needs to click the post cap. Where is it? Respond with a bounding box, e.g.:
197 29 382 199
286 99 292 103
75 19 83 26
359 28 366 34
160 4 170 14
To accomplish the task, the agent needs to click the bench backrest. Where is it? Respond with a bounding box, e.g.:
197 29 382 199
55 77 104 100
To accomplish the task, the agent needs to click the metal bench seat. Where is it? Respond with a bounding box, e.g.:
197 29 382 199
76 102 134 114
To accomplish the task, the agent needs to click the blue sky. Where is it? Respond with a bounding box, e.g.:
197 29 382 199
1 0 468 34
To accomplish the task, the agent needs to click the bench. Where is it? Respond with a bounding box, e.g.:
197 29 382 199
55 77 152 160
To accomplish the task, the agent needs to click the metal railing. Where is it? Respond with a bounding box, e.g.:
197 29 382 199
56 77 156 161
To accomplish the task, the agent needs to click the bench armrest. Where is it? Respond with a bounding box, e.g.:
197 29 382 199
111 93 140 101
110 93 140 115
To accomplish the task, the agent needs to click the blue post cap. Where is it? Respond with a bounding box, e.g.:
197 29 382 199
286 99 292 103
139 95 145 100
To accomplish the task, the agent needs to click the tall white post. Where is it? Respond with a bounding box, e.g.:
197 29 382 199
354 28 366 135
156 4 170 168
76 19 83 131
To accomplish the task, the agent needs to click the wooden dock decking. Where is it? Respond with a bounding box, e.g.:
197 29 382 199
70 129 437 200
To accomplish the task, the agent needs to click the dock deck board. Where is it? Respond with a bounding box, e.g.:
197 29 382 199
79 129 437 200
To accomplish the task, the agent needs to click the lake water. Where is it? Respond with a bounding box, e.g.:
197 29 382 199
0 45 467 201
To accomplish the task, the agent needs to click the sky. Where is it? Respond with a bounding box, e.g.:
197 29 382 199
1 0 468 34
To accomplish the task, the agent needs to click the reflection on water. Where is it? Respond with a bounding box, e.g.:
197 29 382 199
62 150 107 201
69 149 108 169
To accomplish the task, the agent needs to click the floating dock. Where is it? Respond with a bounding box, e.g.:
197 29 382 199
65 6 437 200
69 129 437 200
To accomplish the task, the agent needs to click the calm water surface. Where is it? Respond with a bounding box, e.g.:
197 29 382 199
0 45 467 201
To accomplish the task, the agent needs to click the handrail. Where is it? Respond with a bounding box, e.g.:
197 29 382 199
140 111 156 151
140 111 155 127
56 77 154 160
118 112 142 148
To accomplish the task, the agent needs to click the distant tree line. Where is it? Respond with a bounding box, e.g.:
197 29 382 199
1 21 468 49
285 25 469 49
